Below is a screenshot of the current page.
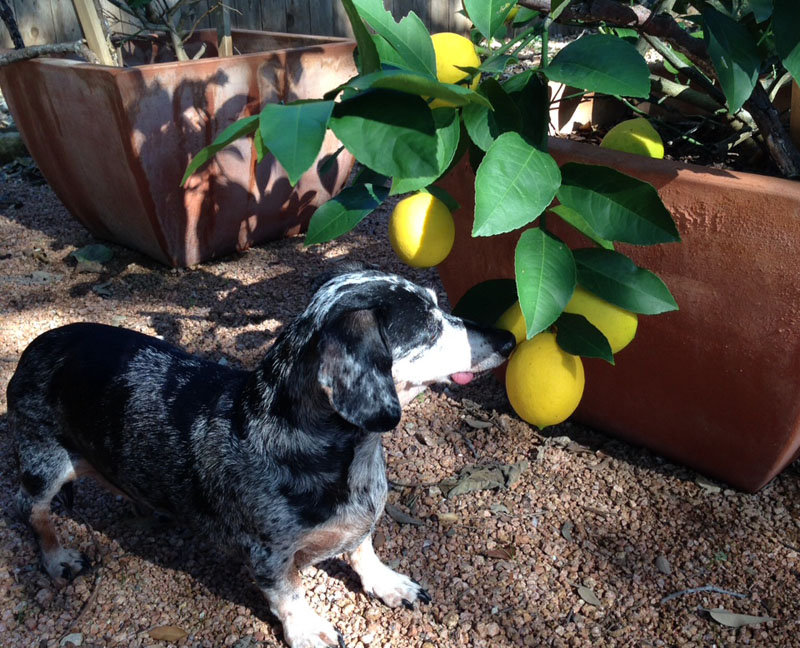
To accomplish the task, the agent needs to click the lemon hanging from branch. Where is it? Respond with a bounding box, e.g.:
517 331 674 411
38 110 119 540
389 192 455 268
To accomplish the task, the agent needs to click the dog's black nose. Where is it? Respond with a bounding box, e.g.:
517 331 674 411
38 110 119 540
495 329 517 357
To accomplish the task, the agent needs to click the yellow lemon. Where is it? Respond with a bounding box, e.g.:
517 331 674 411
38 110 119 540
564 286 638 353
389 192 455 268
430 32 480 108
495 300 526 345
505 332 585 428
599 117 664 159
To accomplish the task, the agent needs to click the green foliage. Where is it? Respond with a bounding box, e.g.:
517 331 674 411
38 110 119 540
182 0 690 360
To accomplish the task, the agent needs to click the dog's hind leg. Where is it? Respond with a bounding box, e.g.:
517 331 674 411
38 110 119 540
13 418 89 581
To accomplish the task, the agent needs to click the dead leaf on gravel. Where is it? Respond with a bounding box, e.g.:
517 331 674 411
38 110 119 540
148 625 188 641
490 503 510 515
385 502 425 526
436 512 459 526
439 461 529 498
695 475 722 493
589 456 612 471
561 521 574 541
60 633 83 647
484 544 516 560
577 586 602 607
707 609 775 628
92 280 113 298
373 530 386 549
655 555 672 575
464 415 492 429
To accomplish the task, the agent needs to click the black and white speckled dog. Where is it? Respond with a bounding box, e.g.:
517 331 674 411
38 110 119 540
7 267 514 648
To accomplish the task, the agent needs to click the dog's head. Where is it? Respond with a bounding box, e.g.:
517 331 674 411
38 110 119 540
303 269 515 433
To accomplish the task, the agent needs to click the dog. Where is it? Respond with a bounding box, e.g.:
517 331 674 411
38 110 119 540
7 267 515 648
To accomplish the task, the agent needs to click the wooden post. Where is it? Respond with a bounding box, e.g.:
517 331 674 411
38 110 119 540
218 4 232 57
791 80 800 150
71 0 116 65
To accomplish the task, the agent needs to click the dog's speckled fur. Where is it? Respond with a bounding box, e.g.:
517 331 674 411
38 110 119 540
7 268 514 648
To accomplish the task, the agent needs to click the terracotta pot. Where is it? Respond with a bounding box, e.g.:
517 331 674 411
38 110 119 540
0 30 357 267
436 138 800 492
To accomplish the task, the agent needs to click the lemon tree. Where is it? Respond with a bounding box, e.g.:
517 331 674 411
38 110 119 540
184 0 680 373
388 192 455 267
600 118 665 159
505 332 585 428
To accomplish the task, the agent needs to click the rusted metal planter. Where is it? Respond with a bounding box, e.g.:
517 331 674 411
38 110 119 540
0 30 357 266
437 138 800 492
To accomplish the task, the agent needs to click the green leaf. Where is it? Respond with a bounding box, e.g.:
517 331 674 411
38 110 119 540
452 279 518 326
181 115 259 186
556 163 680 245
473 133 561 236
304 183 389 246
550 0 572 21
513 7 539 25
774 0 800 82
254 128 267 163
515 228 576 338
391 108 461 194
742 0 773 22
352 0 436 77
549 204 614 250
373 34 412 70
259 100 334 186
573 248 678 314
463 0 517 41
503 70 549 150
544 34 651 98
341 0 381 74
329 90 439 180
702 6 760 112
345 68 490 107
556 312 614 363
462 78 523 152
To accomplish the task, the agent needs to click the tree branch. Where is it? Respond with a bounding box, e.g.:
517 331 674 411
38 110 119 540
0 41 100 67
0 0 24 48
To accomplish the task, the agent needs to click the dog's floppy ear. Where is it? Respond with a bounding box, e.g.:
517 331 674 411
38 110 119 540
317 308 401 432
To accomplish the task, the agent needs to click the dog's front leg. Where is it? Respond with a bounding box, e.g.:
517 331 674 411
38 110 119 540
257 565 345 648
349 534 432 609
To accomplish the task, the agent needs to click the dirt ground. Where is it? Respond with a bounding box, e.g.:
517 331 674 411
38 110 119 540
2 170 800 648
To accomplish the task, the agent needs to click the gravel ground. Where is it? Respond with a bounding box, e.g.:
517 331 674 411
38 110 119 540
2 171 800 648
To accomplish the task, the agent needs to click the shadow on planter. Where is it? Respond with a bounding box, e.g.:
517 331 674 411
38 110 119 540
0 30 357 267
437 138 800 492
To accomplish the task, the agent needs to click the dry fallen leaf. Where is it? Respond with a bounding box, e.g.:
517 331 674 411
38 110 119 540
707 608 775 628
148 625 188 642
436 512 459 526
465 416 492 429
695 475 722 494
561 521 574 542
485 544 516 560
655 555 672 575
385 502 425 526
577 586 602 607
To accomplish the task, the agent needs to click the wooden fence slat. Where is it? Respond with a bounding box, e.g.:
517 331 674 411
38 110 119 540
308 0 333 36
0 0 472 49
260 0 287 33
284 0 311 34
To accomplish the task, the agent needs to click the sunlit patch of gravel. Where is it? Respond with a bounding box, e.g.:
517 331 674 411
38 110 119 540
2 175 800 648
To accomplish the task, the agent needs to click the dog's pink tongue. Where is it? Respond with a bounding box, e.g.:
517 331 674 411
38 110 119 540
451 372 474 385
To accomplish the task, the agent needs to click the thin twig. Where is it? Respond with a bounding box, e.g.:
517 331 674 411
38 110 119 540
660 585 748 604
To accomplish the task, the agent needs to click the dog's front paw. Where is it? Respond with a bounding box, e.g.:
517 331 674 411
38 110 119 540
361 565 431 609
282 609 345 648
42 547 90 582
